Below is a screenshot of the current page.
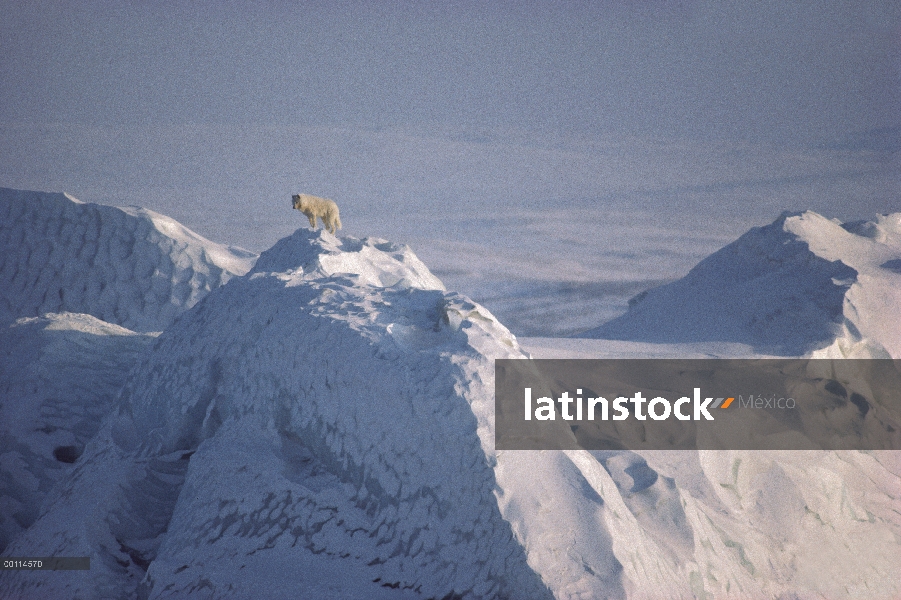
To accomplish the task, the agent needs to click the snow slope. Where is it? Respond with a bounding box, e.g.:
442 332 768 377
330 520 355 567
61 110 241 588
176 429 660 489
582 211 901 357
2 195 900 599
0 228 553 599
0 188 257 332
0 313 155 553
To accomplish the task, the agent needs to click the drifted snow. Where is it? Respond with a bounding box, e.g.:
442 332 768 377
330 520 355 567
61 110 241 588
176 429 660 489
1 228 552 599
252 227 446 292
0 188 257 332
582 210 901 357
1 193 900 599
0 313 155 552
790 212 901 358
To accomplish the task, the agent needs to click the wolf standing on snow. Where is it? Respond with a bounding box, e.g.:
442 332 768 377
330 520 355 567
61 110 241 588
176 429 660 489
292 193 342 234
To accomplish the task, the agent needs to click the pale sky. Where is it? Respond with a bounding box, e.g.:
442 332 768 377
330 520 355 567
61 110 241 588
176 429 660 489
1 1 899 250
3 1 899 139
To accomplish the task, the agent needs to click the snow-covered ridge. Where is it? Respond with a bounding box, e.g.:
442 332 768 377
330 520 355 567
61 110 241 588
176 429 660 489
2 194 900 599
582 210 901 357
0 188 257 332
2 228 552 599
250 226 445 291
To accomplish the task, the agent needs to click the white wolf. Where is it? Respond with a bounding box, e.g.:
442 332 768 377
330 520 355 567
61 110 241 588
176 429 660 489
291 193 342 234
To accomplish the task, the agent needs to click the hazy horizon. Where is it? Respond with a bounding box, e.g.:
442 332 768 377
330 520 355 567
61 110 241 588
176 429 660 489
1 1 899 334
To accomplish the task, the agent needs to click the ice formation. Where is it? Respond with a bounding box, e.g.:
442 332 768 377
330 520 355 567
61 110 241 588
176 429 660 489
1 191 899 599
1 226 552 599
0 188 256 332
582 211 901 357
0 312 156 551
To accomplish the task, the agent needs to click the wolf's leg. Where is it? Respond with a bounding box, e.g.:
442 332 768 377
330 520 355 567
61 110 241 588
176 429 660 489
308 214 317 228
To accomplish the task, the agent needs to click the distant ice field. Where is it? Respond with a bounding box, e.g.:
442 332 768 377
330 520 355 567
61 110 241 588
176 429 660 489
361 207 756 336
518 337 769 359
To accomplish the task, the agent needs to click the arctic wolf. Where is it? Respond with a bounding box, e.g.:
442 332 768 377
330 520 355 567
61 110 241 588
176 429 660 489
291 193 342 234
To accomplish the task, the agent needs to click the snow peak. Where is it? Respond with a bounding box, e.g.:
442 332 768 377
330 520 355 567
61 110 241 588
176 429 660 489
738 394 796 409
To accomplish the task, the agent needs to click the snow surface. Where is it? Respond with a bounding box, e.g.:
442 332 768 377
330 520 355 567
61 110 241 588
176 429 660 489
0 187 256 332
519 338 772 360
1 190 900 599
582 210 901 358
1 226 551 599
0 312 156 552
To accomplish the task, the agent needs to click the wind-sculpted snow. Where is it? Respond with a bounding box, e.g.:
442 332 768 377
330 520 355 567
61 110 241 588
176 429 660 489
0 313 155 552
0 229 553 599
583 211 901 357
0 188 257 332
4 204 901 599
252 227 446 291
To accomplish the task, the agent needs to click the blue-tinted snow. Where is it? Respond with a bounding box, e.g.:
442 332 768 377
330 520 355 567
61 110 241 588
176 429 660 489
1 190 900 599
